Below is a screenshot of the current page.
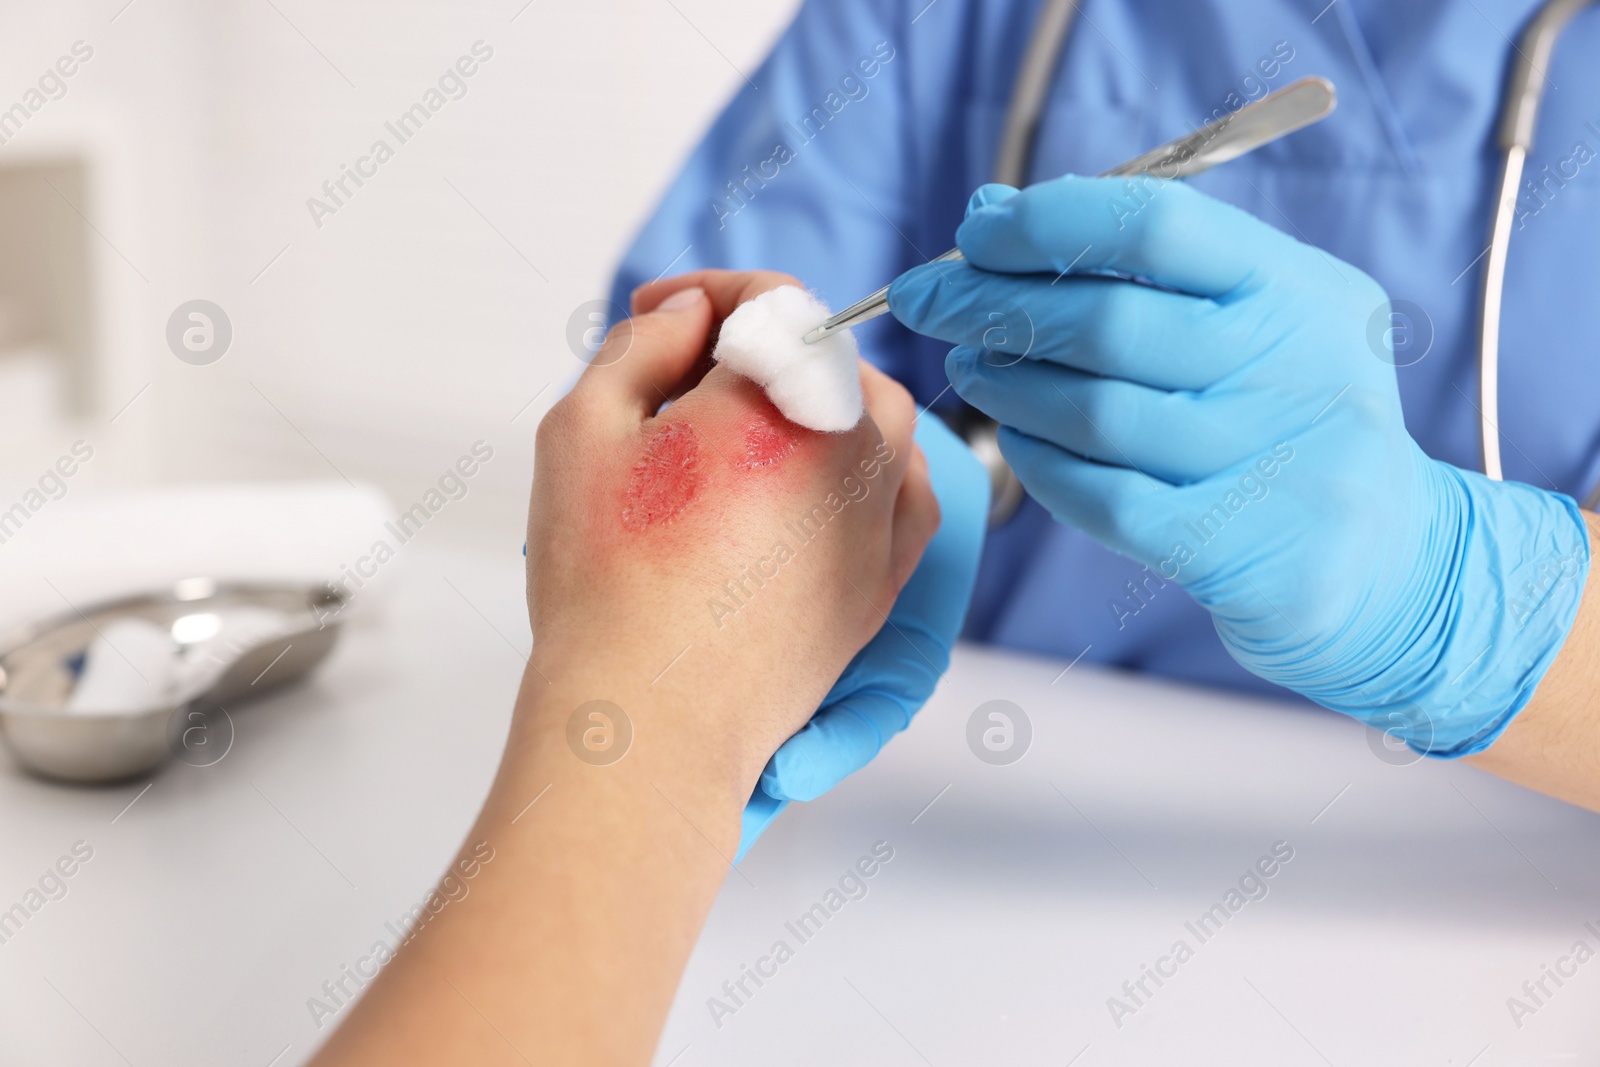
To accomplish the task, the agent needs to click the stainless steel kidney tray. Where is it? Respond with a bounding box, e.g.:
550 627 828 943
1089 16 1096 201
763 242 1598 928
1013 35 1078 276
0 579 344 783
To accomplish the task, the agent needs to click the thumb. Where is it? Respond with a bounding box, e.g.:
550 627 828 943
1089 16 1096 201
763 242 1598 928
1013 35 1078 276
582 286 712 419
965 182 1020 218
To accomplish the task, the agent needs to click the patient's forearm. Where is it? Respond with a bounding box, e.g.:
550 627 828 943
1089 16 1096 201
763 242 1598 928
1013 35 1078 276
1467 512 1600 812
308 665 748 1067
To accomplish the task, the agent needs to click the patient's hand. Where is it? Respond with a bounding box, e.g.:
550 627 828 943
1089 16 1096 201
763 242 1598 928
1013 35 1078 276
309 273 936 1067
524 269 938 801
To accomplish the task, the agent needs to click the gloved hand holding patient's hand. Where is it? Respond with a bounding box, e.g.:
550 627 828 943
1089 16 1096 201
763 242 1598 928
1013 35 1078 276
890 178 1590 755
526 269 939 808
739 411 988 853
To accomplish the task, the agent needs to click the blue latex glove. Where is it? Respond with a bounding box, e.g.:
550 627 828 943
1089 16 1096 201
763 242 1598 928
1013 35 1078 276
737 414 989 858
889 177 1590 758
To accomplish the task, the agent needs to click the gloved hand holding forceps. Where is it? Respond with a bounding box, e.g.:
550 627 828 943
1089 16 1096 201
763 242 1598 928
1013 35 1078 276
888 176 1600 798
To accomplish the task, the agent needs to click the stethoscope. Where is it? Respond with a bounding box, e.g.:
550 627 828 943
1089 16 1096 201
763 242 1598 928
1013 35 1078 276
966 0 1600 525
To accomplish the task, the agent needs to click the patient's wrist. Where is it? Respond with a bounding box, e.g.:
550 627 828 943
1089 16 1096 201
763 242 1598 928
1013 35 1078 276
510 662 763 828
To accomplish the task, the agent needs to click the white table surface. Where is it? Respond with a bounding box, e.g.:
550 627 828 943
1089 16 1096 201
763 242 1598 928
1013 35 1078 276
1 545 1597 1066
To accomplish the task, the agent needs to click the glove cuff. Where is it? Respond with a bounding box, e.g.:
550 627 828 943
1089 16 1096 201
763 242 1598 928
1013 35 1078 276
1419 467 1590 755
1322 454 1590 755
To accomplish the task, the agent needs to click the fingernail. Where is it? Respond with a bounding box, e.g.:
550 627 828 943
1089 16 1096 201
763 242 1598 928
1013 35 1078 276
945 349 975 381
658 286 705 311
965 183 1018 216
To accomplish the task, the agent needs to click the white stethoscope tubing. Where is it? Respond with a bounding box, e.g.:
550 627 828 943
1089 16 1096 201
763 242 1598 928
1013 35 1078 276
1480 0 1598 506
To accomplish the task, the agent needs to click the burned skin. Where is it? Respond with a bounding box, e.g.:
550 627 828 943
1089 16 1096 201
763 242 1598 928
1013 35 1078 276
620 402 811 533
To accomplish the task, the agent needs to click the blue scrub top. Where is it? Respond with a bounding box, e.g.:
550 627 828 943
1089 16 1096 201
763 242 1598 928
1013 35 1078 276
610 0 1600 699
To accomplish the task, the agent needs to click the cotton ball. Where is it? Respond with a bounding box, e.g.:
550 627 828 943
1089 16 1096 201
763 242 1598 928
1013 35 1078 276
65 618 182 714
712 286 863 433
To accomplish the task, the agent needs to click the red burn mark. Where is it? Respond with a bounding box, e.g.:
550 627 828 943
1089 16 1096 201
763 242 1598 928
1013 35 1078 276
622 422 704 530
740 413 801 469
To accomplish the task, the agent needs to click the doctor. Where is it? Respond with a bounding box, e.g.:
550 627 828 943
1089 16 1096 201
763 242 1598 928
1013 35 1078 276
613 0 1600 834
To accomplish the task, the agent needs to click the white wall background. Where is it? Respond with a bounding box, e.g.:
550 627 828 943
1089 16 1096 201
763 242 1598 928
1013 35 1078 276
0 0 801 546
